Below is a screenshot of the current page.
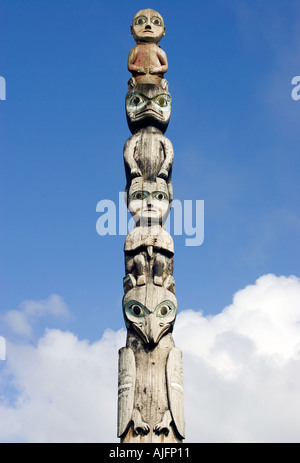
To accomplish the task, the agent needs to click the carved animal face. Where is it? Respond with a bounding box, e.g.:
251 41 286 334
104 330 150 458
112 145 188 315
128 178 170 225
131 9 165 44
123 284 177 345
126 84 171 133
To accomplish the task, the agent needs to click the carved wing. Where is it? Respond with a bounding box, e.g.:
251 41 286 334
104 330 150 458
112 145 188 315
123 134 140 190
166 347 185 439
160 136 173 175
117 347 136 437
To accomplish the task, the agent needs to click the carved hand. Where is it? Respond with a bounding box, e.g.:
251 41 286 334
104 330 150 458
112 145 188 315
137 67 147 75
131 167 142 178
158 169 168 180
154 410 172 436
132 409 150 436
149 65 160 75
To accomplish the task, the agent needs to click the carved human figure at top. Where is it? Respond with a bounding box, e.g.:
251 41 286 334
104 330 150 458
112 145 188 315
128 9 168 87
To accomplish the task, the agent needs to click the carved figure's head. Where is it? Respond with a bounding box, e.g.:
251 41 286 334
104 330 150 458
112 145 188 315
123 283 177 345
131 9 165 44
128 177 171 225
126 83 171 134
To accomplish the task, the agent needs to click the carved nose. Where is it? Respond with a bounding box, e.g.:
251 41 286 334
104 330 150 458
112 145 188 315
146 195 153 206
145 24 152 30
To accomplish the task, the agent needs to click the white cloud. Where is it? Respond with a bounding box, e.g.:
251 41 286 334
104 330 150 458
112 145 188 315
174 274 300 442
3 294 70 338
19 294 70 318
175 274 300 362
1 274 300 443
0 328 126 443
4 310 33 337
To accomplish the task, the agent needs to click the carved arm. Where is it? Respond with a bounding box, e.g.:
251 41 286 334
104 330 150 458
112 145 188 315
124 135 142 179
128 48 147 75
158 137 174 179
149 48 168 75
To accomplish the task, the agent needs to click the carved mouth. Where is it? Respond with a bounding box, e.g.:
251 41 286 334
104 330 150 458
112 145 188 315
142 207 158 214
134 109 163 119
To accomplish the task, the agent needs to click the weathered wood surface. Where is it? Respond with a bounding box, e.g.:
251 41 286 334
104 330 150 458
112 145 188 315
118 333 184 443
128 9 167 86
117 9 185 443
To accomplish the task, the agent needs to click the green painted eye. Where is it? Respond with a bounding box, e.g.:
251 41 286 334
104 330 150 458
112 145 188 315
131 191 148 201
131 95 143 106
157 305 171 317
154 94 171 108
152 191 168 201
132 305 143 316
160 305 169 316
124 300 149 321
127 93 147 110
129 303 145 318
156 301 175 318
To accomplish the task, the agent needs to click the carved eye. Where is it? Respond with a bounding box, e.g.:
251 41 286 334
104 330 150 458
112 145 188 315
158 305 171 317
151 17 162 26
132 96 142 106
127 93 146 110
152 191 168 201
161 306 169 316
156 302 174 318
154 94 171 108
135 16 147 26
131 191 148 201
132 305 143 316
124 300 148 321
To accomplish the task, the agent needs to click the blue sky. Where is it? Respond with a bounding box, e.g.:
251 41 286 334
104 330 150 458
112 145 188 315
0 0 300 443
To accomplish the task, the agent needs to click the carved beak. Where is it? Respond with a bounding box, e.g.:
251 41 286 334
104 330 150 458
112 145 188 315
132 315 170 346
146 314 170 345
132 322 149 345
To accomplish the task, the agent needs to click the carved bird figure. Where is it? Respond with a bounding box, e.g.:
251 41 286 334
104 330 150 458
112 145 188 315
118 283 185 443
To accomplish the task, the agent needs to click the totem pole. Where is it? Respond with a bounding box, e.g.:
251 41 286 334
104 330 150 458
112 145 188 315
118 9 185 444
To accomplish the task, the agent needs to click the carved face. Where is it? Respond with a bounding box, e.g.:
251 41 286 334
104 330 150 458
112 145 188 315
128 178 170 225
123 284 177 345
131 9 165 44
126 84 171 134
